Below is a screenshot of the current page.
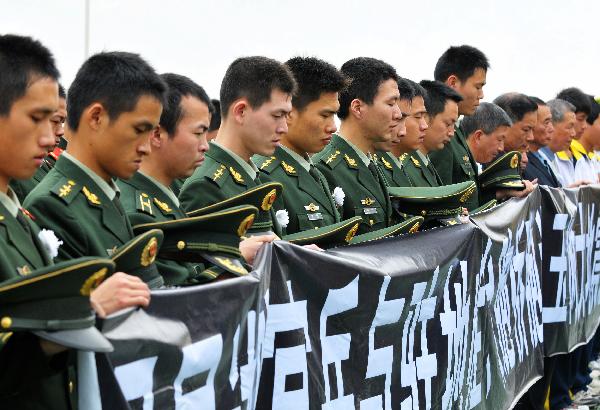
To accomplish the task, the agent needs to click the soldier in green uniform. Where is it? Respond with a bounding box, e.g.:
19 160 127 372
313 57 402 234
10 83 67 202
179 56 296 237
376 79 428 188
0 35 151 409
118 73 276 283
401 80 462 188
252 56 346 234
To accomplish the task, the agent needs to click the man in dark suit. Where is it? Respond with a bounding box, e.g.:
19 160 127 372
524 97 561 187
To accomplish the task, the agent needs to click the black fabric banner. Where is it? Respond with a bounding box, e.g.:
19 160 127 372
98 186 600 409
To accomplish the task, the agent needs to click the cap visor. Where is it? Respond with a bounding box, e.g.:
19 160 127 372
34 327 113 353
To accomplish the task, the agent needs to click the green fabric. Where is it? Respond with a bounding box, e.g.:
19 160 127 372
62 153 118 200
179 143 282 236
117 172 203 286
24 155 134 261
375 151 413 187
213 141 258 179
313 134 394 235
402 150 441 188
253 146 340 235
429 125 481 211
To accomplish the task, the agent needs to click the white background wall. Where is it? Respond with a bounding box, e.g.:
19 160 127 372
2 0 598 102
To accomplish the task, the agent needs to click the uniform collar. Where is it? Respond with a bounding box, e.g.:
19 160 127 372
62 152 119 200
139 171 180 207
337 134 370 166
211 141 258 180
0 186 21 218
415 150 430 166
280 145 311 171
388 152 403 169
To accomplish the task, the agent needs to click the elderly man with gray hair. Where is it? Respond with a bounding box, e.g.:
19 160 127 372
539 99 591 188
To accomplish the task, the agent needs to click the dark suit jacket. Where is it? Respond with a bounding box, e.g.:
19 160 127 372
523 152 561 188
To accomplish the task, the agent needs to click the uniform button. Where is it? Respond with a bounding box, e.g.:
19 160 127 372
1 317 11 329
69 381 74 393
369 219 374 226
177 241 185 250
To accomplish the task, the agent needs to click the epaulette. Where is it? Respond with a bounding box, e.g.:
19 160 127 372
254 155 281 174
135 191 155 216
380 155 393 170
320 149 343 169
204 163 229 188
50 177 83 205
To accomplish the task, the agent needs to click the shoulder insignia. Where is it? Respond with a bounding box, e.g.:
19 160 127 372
229 167 245 185
410 156 421 168
82 186 101 206
153 197 173 214
136 192 154 216
212 164 226 182
280 161 296 175
381 156 393 170
51 179 82 204
344 154 358 168
325 150 340 164
260 156 277 170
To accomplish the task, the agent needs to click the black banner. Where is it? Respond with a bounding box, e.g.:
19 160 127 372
97 186 600 409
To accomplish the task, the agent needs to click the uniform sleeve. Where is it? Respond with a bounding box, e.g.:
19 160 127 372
24 194 88 261
429 144 454 185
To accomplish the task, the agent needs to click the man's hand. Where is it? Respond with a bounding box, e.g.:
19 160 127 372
240 235 277 265
496 179 537 200
302 244 324 252
90 272 150 318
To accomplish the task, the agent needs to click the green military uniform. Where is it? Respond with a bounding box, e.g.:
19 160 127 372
0 187 78 409
429 125 481 211
313 134 394 235
401 150 443 187
24 152 134 261
253 145 340 235
375 151 413 187
179 142 282 236
117 172 215 286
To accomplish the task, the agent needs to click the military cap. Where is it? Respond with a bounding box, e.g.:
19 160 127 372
350 215 424 244
471 199 498 215
133 205 259 278
479 151 525 191
187 182 283 233
282 217 363 248
387 181 477 219
111 229 165 289
0 257 115 352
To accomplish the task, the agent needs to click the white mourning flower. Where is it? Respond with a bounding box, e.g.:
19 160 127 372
38 229 63 258
275 209 289 228
332 187 345 207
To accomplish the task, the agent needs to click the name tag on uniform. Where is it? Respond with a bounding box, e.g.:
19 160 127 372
307 213 323 221
363 208 377 215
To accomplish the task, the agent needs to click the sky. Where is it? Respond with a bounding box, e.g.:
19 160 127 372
2 0 598 103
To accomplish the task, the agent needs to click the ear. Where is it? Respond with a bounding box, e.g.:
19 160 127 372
472 129 484 144
446 74 460 89
150 126 164 148
85 103 108 131
349 98 363 119
231 99 249 124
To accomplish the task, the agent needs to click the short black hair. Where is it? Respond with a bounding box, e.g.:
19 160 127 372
159 73 213 136
220 56 296 118
338 57 399 119
419 80 463 118
406 79 426 99
492 93 538 123
556 87 592 115
209 99 221 132
528 96 545 106
285 56 346 111
0 34 60 116
58 83 66 99
587 95 600 125
67 51 166 131
434 45 489 83
398 78 415 102
463 102 512 136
